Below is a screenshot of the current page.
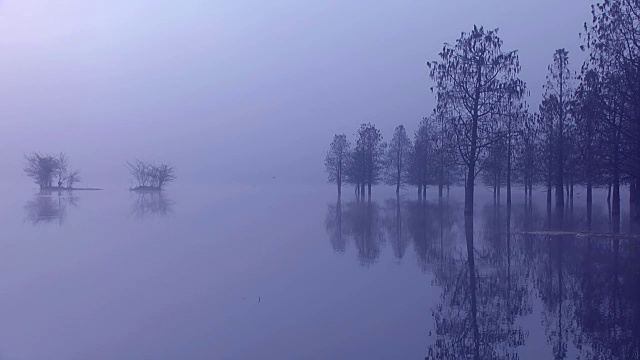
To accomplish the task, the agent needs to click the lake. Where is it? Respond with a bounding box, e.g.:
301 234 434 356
0 184 637 359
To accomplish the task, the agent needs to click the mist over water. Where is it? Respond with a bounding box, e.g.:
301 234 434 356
0 1 591 188
0 184 636 359
1 1 639 359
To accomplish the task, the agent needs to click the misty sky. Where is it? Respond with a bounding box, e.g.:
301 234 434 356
0 0 591 188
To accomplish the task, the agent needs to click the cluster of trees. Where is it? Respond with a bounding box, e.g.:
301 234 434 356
23 152 81 189
126 159 176 190
22 153 177 191
325 122 457 199
326 2 640 222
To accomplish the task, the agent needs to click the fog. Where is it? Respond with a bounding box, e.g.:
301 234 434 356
4 2 640 359
0 0 590 189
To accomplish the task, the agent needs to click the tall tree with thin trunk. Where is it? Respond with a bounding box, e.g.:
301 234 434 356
325 134 351 196
545 48 573 208
537 95 558 206
502 80 527 205
354 124 385 198
428 26 521 215
385 125 412 193
573 68 603 211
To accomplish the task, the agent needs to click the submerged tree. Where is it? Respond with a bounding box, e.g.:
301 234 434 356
408 118 435 198
352 123 386 197
573 68 603 210
385 125 412 194
428 26 521 215
516 111 539 201
24 152 81 189
544 48 574 207
127 160 176 190
325 134 351 196
585 0 640 224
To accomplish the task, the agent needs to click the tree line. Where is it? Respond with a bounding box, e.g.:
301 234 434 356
326 1 640 222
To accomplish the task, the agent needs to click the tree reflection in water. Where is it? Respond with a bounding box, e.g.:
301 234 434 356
130 190 175 220
325 194 640 359
24 190 79 225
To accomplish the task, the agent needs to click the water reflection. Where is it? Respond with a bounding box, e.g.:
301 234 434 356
324 198 385 265
325 196 640 359
130 190 174 220
24 190 79 225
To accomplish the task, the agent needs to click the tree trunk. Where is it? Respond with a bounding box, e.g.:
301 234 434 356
507 118 512 205
570 179 573 206
612 170 620 218
631 177 639 229
556 59 565 208
465 165 475 216
586 179 593 210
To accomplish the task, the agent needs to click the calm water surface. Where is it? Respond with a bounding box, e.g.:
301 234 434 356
0 184 637 359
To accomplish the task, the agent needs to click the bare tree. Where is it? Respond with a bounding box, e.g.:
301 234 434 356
536 95 558 206
355 123 386 198
127 160 176 190
56 153 68 188
545 48 574 207
65 170 82 189
408 118 433 198
385 125 412 194
428 26 521 215
325 134 351 196
516 111 538 202
585 0 640 223
127 160 153 188
153 164 176 189
24 153 61 189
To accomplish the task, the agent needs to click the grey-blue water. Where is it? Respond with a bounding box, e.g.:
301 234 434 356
0 184 637 359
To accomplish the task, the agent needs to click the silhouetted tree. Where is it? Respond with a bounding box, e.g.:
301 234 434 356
127 160 176 190
385 125 412 193
545 48 574 207
502 81 527 205
355 123 386 197
24 152 80 189
585 0 640 224
65 170 82 189
408 118 434 198
573 68 604 210
516 111 539 201
431 111 460 197
537 95 559 206
325 134 351 196
428 26 521 215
